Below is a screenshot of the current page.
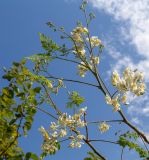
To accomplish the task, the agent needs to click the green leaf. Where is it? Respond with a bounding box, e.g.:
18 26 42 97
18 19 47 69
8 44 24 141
33 87 41 93
38 33 59 52
118 136 148 158
25 152 31 160
25 152 38 160
84 158 92 160
84 152 103 160
66 91 84 108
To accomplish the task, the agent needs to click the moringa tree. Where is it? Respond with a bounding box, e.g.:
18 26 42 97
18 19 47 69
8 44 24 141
0 1 149 159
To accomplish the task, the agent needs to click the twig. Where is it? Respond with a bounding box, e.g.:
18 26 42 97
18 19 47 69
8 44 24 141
36 106 58 120
42 84 62 115
121 147 124 160
55 56 83 66
84 139 106 160
88 120 123 124
88 139 118 145
139 135 149 154
84 113 89 140
58 138 70 143
118 110 149 144
45 75 100 88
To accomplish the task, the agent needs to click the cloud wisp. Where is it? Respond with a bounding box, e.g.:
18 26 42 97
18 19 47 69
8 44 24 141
89 0 149 59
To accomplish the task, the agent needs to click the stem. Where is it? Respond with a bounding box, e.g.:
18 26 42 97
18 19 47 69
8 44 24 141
55 56 83 66
84 113 89 140
88 139 118 145
45 75 100 88
36 106 58 120
121 147 124 160
139 136 149 153
88 120 123 124
42 84 62 115
119 110 149 144
58 138 70 143
84 139 106 160
71 128 106 159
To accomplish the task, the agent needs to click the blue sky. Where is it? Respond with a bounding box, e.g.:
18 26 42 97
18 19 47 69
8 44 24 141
1 0 149 159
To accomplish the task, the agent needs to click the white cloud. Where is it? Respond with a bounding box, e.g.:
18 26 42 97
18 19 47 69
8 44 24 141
89 0 149 58
131 117 142 126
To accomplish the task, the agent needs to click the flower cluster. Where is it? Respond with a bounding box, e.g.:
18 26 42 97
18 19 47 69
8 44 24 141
90 55 100 65
99 122 110 133
77 62 89 77
105 95 121 112
105 68 145 112
39 126 59 154
69 134 85 148
71 27 102 78
58 107 87 128
86 36 102 47
71 26 88 58
112 68 145 96
39 107 87 154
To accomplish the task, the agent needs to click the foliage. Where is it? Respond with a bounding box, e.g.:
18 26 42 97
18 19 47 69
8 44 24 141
84 152 103 160
118 131 148 158
66 91 85 108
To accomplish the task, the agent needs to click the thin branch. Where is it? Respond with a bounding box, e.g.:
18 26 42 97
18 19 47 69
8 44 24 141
119 110 149 144
139 135 149 154
84 139 106 160
88 120 124 124
54 56 82 66
71 128 106 160
45 75 100 88
111 90 118 98
36 106 58 120
42 84 62 115
88 139 118 145
121 147 124 160
84 113 89 140
94 69 111 96
58 138 70 143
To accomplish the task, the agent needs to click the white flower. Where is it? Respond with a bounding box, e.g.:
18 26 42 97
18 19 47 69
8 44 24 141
52 131 58 138
78 107 87 115
50 122 59 131
77 119 86 127
86 36 102 47
69 141 75 148
99 122 110 133
77 134 85 140
105 95 112 105
39 126 50 140
75 141 84 148
59 129 67 137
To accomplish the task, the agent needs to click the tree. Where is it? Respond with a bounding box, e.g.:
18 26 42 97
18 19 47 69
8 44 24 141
0 1 149 159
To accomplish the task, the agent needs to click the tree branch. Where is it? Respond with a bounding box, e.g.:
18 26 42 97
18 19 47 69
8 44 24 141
88 139 118 145
88 120 123 124
42 84 62 115
45 74 100 88
36 106 58 120
118 110 149 144
84 113 89 140
84 139 106 160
